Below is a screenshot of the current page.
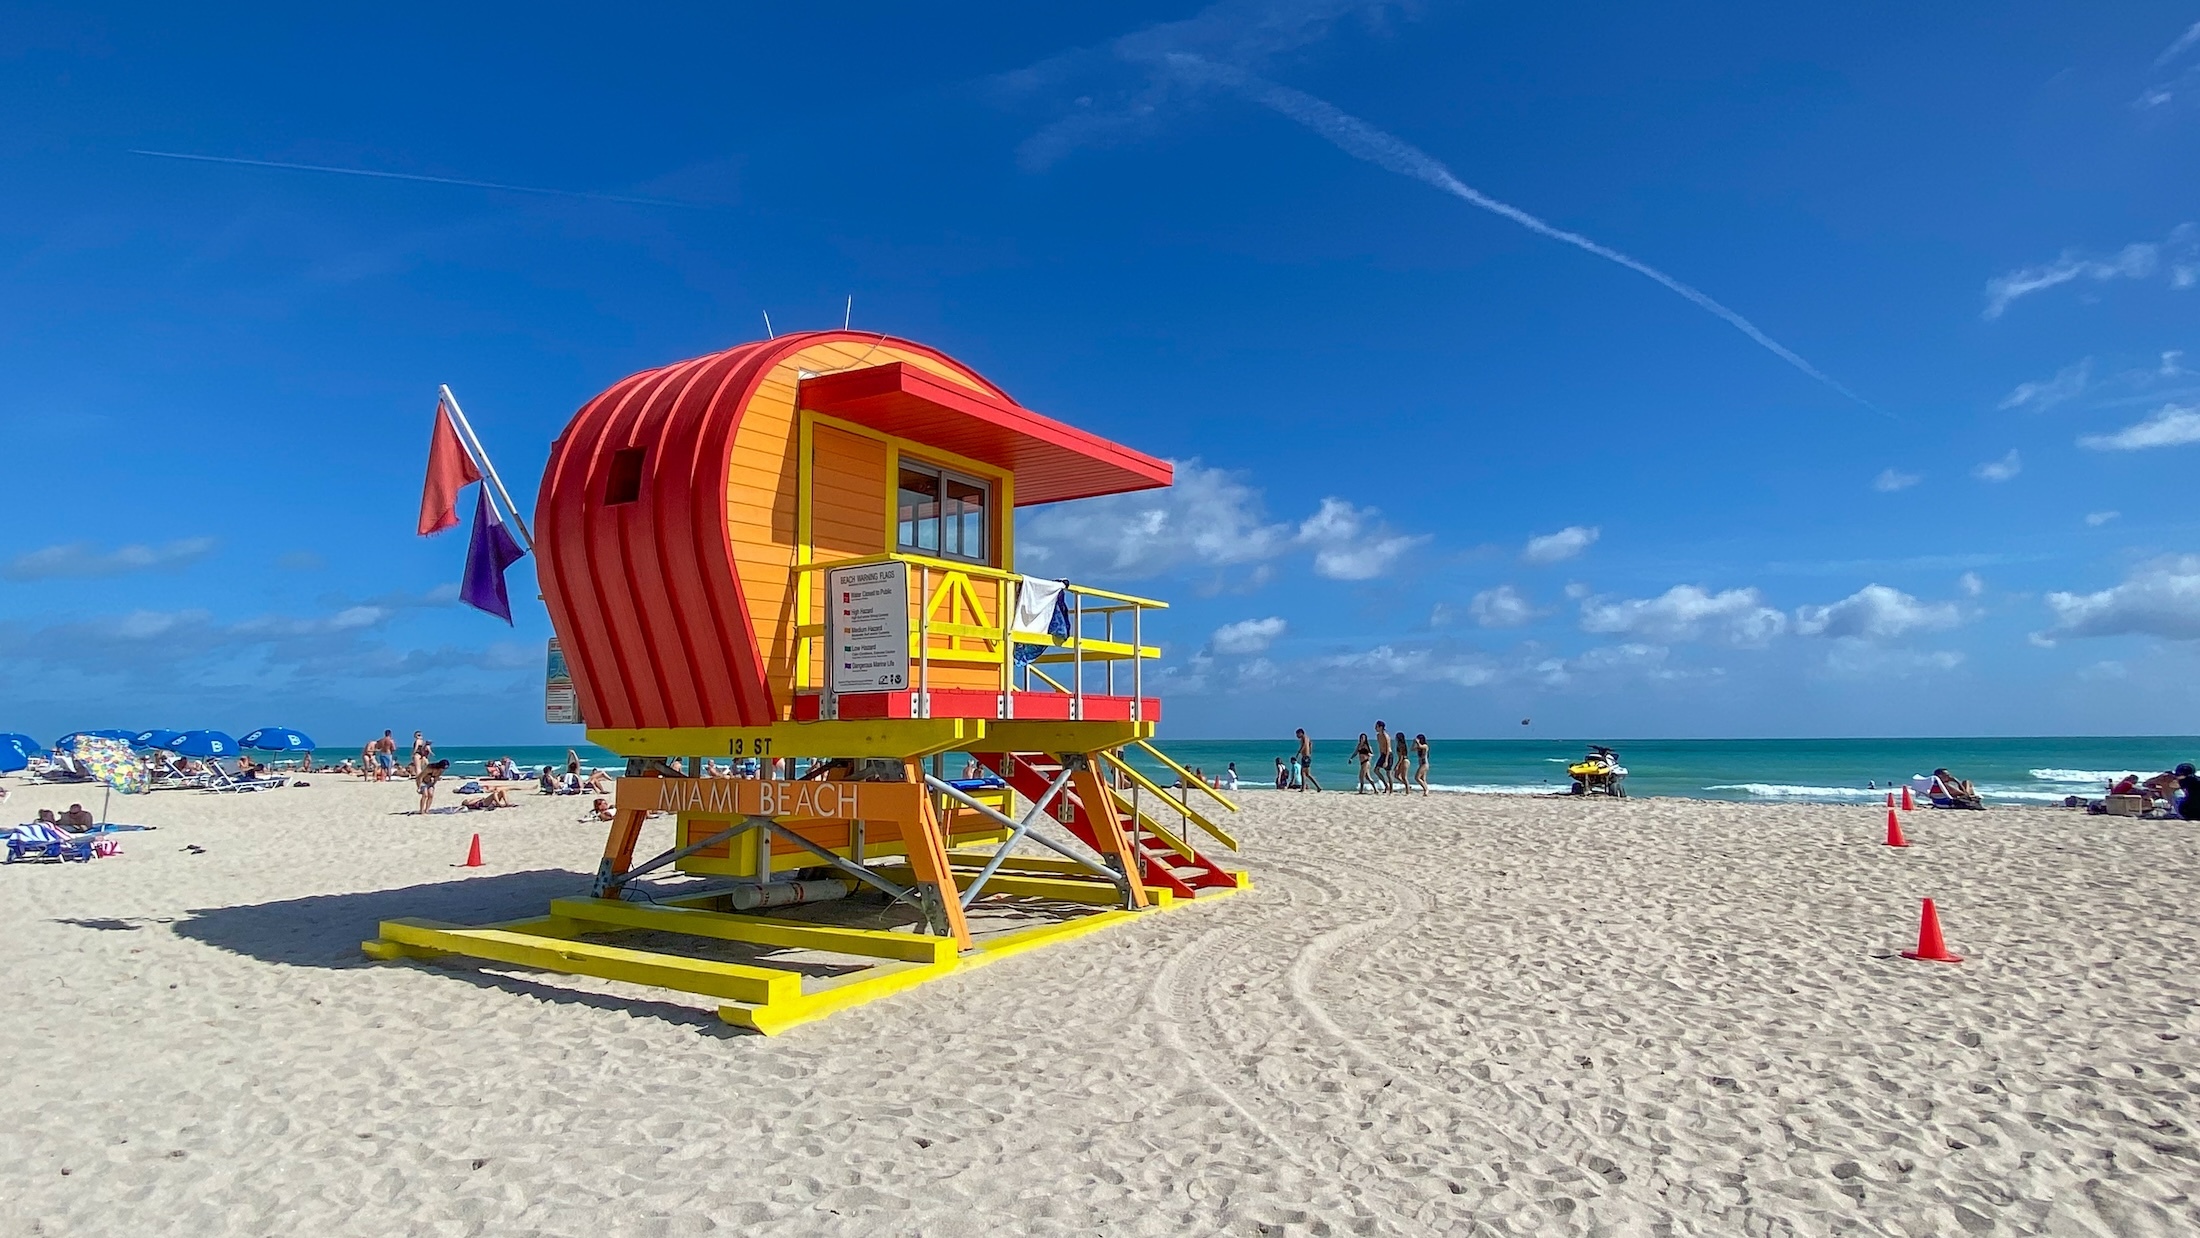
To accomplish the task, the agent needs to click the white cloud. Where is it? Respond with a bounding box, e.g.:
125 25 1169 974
2078 660 2128 682
1793 584 1963 641
1873 468 1921 492
1296 498 1426 580
1580 584 1787 647
1317 643 1499 689
1466 585 1540 628
1959 572 1985 598
2043 555 2200 640
1019 461 1425 582
1982 224 2198 319
1999 358 2092 411
1521 525 1599 565
2086 510 2121 527
1017 460 1291 579
2140 21 2200 108
2078 403 2200 451
4 537 216 581
1533 642 1687 687
1973 449 2022 482
1210 616 1286 655
1819 642 1965 680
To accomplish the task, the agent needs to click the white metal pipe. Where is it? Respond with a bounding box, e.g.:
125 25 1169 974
438 384 536 551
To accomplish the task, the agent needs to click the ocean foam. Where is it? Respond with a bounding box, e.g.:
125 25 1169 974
1703 783 1885 801
2028 768 2143 785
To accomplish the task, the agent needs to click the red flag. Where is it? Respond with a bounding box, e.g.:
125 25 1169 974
418 400 482 535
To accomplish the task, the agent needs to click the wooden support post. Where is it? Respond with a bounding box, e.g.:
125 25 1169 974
1071 756 1148 909
901 759 974 949
598 806 650 884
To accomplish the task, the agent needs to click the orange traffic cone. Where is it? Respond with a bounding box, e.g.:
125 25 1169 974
1884 808 1908 848
1900 898 1962 963
462 833 484 867
1901 784 1914 812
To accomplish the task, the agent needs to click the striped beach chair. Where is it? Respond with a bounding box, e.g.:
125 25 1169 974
5 821 94 863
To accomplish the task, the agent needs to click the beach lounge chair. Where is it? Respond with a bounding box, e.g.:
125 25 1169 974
36 756 94 784
6 821 94 863
203 762 288 793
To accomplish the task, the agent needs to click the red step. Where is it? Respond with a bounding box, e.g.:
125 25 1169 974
970 753 1237 897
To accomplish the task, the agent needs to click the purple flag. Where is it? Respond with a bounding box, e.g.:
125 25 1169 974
459 486 527 623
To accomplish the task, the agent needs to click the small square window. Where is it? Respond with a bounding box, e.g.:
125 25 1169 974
605 448 646 505
895 460 989 564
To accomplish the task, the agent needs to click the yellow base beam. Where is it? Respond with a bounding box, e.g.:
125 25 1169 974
365 879 1248 1036
548 898 955 964
372 917 802 1005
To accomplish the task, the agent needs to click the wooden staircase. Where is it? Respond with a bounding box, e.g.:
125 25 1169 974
971 751 1244 900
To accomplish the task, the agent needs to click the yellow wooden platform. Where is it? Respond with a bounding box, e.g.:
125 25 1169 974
364 873 1246 1035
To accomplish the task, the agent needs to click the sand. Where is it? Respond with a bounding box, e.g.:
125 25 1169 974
2 775 2196 1237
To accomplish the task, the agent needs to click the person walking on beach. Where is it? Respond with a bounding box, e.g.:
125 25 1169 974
374 730 397 781
410 731 432 778
1412 733 1430 796
1294 728 1322 792
1353 733 1374 793
1374 721 1394 793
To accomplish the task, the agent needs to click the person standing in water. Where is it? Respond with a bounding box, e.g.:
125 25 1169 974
1373 721 1394 794
1294 728 1322 792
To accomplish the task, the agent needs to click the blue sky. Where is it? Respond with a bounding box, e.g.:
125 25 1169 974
7 2 2200 743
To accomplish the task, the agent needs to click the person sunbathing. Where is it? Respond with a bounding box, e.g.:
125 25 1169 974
462 788 515 811
586 768 615 794
26 808 75 835
58 804 95 831
581 796 615 822
1929 768 1985 810
537 766 559 793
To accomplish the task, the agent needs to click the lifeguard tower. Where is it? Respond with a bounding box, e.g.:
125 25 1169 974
366 332 1246 1032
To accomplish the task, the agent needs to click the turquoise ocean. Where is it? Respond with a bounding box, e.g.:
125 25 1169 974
425 737 2200 805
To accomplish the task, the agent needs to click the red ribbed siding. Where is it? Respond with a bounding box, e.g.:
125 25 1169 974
537 332 1017 731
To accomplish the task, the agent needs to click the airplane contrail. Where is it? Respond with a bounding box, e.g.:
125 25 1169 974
1159 54 1878 413
129 150 707 210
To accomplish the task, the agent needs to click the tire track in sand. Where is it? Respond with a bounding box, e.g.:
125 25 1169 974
1144 865 1469 1236
1269 854 1637 1183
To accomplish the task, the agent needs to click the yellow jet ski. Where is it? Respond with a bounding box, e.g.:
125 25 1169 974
1568 746 1627 797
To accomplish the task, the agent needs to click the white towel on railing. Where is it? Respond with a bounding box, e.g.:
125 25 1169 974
1011 578 1066 636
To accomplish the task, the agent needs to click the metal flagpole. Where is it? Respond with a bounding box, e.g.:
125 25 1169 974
437 384 536 552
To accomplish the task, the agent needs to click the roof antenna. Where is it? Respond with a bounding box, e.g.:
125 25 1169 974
843 295 852 330
761 310 774 339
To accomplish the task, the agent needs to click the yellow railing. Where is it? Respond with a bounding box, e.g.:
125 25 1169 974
792 552 1168 715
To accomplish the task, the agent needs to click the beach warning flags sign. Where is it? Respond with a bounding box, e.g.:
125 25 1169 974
418 400 483 535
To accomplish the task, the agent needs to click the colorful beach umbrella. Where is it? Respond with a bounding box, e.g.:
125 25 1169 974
133 728 185 750
239 727 316 752
56 730 135 752
73 737 150 796
166 729 237 758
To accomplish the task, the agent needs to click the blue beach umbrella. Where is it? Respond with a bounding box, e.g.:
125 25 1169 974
239 727 315 752
0 747 26 774
0 732 44 758
167 729 238 759
133 728 185 750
